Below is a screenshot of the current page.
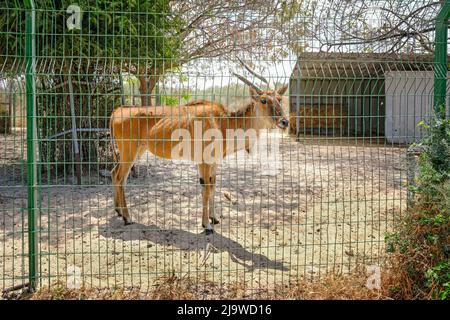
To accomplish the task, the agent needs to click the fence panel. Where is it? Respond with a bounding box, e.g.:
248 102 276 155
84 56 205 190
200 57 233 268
1 1 447 297
1 3 29 293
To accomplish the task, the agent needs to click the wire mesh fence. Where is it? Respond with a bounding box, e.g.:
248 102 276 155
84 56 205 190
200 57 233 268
1 0 448 297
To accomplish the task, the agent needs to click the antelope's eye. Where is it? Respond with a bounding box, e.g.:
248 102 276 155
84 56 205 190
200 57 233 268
261 99 267 104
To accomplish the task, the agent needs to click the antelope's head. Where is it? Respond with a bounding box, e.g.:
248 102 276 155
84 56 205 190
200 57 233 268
234 59 289 130
248 85 289 129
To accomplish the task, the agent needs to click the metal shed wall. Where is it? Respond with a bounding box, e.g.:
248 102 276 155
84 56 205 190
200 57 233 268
289 70 385 138
384 71 447 144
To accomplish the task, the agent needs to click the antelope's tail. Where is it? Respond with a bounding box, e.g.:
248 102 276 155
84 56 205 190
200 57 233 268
109 114 119 163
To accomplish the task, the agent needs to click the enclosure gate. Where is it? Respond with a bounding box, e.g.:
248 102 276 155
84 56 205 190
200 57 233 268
1 1 449 296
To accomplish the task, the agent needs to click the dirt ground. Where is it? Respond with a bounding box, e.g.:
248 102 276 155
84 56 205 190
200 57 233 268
1 129 408 294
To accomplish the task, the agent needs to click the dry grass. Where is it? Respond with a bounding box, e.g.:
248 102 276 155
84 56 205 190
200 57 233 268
274 274 390 300
288 111 347 137
28 285 142 300
381 204 450 300
7 269 393 300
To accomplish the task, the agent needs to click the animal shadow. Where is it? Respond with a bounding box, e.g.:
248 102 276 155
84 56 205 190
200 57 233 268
99 218 288 272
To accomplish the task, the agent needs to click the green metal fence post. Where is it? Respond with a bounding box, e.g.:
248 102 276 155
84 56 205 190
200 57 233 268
25 0 38 291
434 0 450 118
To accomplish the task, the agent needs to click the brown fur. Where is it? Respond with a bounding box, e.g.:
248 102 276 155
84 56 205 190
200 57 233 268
110 86 288 232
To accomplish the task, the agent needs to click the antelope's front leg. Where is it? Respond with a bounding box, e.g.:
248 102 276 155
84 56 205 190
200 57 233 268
209 165 220 225
199 164 214 235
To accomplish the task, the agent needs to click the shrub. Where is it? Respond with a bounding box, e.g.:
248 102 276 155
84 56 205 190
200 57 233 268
386 106 450 300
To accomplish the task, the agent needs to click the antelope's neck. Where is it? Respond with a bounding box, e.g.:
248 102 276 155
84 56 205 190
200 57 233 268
221 102 261 132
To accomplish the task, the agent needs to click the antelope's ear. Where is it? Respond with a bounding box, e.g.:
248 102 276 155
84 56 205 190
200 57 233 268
277 85 288 95
249 87 260 100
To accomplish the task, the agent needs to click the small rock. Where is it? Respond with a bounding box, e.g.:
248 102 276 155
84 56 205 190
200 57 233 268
223 191 237 205
307 266 318 274
345 250 354 257
99 169 112 178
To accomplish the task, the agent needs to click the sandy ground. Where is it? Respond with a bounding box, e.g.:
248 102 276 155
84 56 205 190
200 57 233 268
1 129 407 293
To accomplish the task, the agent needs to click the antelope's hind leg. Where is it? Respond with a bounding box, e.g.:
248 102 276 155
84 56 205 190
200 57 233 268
112 142 141 225
111 166 123 218
112 161 134 225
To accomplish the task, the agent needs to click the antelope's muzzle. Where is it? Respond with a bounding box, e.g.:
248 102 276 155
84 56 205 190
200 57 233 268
277 117 289 129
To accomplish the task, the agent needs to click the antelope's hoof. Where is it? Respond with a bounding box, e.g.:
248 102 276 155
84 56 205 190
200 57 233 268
202 224 214 235
123 218 134 226
210 217 220 225
115 208 122 217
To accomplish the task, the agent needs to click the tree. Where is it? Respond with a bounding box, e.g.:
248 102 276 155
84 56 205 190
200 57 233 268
147 0 304 94
173 1 300 60
303 0 442 54
0 0 182 176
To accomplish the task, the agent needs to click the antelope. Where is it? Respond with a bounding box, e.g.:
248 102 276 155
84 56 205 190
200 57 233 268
110 63 288 235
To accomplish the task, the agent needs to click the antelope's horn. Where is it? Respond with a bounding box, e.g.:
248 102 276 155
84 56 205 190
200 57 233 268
233 73 263 95
236 57 270 85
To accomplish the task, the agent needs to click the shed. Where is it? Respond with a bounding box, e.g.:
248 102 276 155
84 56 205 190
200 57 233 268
289 53 437 143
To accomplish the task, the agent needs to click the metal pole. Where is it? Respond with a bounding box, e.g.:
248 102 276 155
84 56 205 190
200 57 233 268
68 74 82 185
119 74 126 105
25 0 38 291
434 0 450 118
8 80 13 133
